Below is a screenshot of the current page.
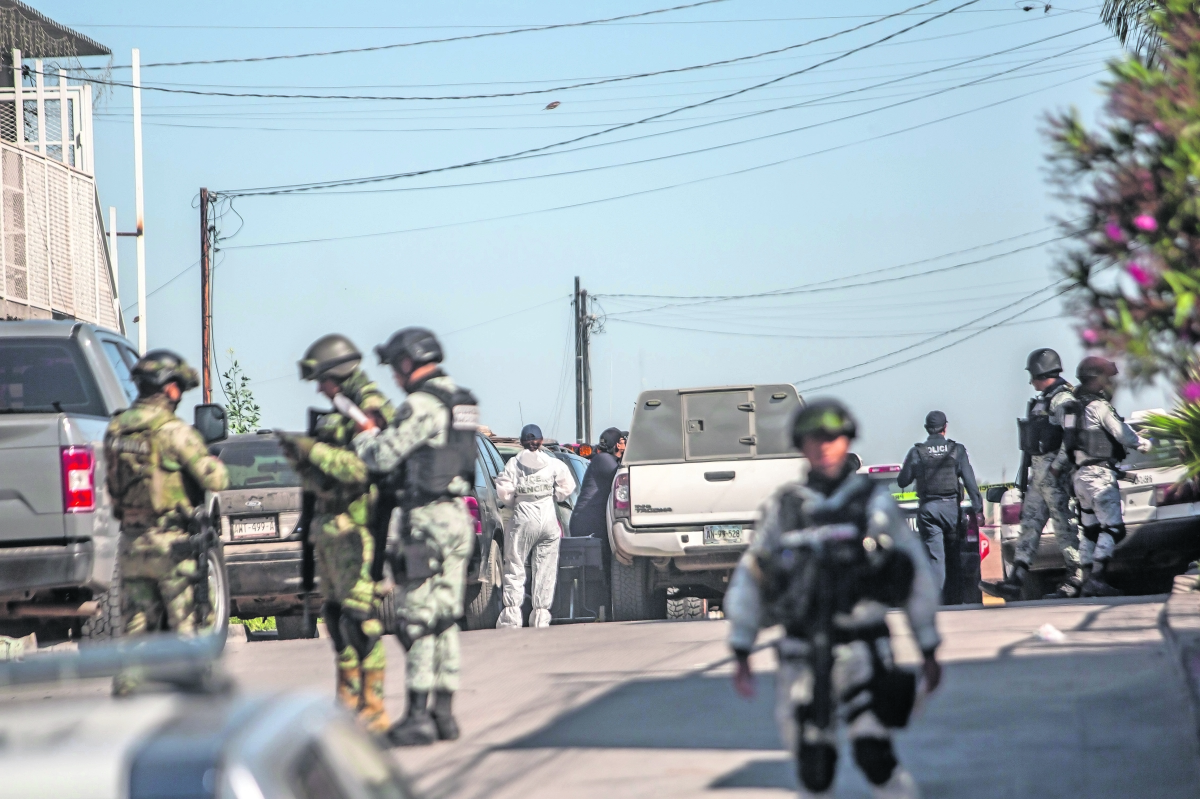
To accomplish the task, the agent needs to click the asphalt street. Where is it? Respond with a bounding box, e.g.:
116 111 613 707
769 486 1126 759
209 596 1199 799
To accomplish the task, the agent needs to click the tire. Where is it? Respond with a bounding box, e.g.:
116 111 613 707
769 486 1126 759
201 546 231 648
465 536 503 630
276 614 318 640
81 560 123 644
379 587 398 636
611 557 667 621
666 595 706 620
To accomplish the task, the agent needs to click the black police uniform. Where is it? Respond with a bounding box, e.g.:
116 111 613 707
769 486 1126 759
897 414 982 597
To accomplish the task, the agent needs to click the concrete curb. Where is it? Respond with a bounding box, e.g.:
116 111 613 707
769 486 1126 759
1159 577 1200 740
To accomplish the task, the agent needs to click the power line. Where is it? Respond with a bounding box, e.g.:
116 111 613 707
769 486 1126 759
608 313 1062 339
110 0 737 68
795 282 1069 388
220 69 1097 250
218 0 973 197
797 287 1073 392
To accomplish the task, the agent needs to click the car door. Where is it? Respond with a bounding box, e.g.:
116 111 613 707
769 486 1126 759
474 434 505 535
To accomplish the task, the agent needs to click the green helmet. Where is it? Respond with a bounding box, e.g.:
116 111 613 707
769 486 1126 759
131 349 199 397
790 398 858 447
298 334 362 382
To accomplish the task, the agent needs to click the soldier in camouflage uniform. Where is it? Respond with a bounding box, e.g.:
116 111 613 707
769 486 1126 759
982 348 1082 600
277 335 396 735
104 350 229 695
352 327 477 747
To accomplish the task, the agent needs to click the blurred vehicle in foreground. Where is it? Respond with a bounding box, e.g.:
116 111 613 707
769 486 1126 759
993 409 1200 597
0 634 415 799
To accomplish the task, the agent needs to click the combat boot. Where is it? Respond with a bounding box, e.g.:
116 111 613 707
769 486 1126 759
980 563 1027 601
358 668 391 736
1081 562 1121 597
387 690 438 747
1044 576 1083 599
871 768 921 798
431 690 460 741
336 662 362 714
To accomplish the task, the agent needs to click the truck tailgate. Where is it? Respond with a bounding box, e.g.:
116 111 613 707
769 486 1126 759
629 458 803 527
0 417 65 542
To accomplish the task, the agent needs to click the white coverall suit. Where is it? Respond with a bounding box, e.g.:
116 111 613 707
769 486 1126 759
494 449 576 628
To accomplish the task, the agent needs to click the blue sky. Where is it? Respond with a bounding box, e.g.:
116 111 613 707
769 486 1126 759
43 0 1166 479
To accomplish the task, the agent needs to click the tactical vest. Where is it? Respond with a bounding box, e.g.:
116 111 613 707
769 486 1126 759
915 440 959 500
402 383 479 507
1062 393 1126 465
106 410 201 524
763 474 913 642
1018 381 1071 456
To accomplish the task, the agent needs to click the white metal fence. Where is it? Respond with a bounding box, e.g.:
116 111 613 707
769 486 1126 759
0 139 120 330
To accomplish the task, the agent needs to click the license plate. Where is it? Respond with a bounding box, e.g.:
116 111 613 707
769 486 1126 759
703 524 743 545
231 516 278 540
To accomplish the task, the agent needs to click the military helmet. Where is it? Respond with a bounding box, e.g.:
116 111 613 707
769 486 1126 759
298 334 361 382
131 349 199 396
1077 356 1118 382
1025 348 1063 379
790 398 858 447
375 327 443 371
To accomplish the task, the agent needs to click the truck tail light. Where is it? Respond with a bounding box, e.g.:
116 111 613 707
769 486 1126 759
463 495 482 534
61 446 95 513
965 511 979 543
1000 502 1021 525
1153 481 1198 507
613 472 630 519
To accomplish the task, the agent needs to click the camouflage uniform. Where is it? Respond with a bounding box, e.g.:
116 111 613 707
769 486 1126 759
1016 381 1081 574
105 394 228 639
285 368 394 733
353 373 474 696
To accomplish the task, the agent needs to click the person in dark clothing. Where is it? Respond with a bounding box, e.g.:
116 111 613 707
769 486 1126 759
897 411 983 597
569 427 626 539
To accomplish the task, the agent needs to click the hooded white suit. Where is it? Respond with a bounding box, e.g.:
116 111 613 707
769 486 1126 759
494 448 576 628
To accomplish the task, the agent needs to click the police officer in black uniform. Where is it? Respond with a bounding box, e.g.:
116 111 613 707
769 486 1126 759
897 411 983 599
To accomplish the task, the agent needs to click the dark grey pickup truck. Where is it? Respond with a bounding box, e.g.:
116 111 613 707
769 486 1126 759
0 320 229 643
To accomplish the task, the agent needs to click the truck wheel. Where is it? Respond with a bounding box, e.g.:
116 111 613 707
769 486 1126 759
667 595 705 620
81 561 123 644
276 614 318 640
200 546 231 648
612 557 666 621
465 536 503 630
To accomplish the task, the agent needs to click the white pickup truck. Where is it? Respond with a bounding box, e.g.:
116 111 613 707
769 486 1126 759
606 384 804 620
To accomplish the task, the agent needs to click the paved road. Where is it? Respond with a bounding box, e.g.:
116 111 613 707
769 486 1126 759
209 596 1199 798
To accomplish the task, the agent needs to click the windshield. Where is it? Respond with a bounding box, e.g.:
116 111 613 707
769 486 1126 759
869 475 917 503
214 440 301 489
0 338 106 416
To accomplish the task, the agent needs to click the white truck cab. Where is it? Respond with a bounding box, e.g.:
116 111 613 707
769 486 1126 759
606 384 804 620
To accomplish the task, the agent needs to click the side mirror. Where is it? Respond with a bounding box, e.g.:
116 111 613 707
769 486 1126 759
846 452 863 472
985 485 1007 503
195 404 228 444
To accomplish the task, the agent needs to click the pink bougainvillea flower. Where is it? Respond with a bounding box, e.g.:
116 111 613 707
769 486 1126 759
1126 262 1155 287
1133 214 1158 232
1105 221 1126 242
1081 328 1099 344
1183 381 1200 403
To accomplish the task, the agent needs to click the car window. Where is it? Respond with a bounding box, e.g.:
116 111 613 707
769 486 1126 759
553 453 584 508
1122 428 1184 471
870 476 917 503
475 455 490 491
480 436 507 472
476 436 499 478
101 340 138 403
214 439 301 489
0 338 106 415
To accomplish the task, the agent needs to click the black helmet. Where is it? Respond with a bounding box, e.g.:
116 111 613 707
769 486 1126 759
1077 356 1118 382
1026 348 1063 379
790 398 858 447
131 349 199 396
376 327 443 370
298 334 361 382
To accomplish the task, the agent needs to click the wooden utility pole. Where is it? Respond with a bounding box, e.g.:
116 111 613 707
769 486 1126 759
573 277 593 445
200 187 212 403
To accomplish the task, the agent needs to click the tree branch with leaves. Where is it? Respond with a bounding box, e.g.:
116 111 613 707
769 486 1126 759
222 349 262 435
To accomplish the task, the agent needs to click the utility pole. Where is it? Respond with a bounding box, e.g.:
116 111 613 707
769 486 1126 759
199 188 212 403
573 277 593 445
132 48 146 353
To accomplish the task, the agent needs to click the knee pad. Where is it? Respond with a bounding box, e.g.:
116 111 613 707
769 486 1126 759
323 602 347 652
797 741 837 793
871 667 916 729
853 737 898 786
1104 524 1127 546
1081 524 1101 543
